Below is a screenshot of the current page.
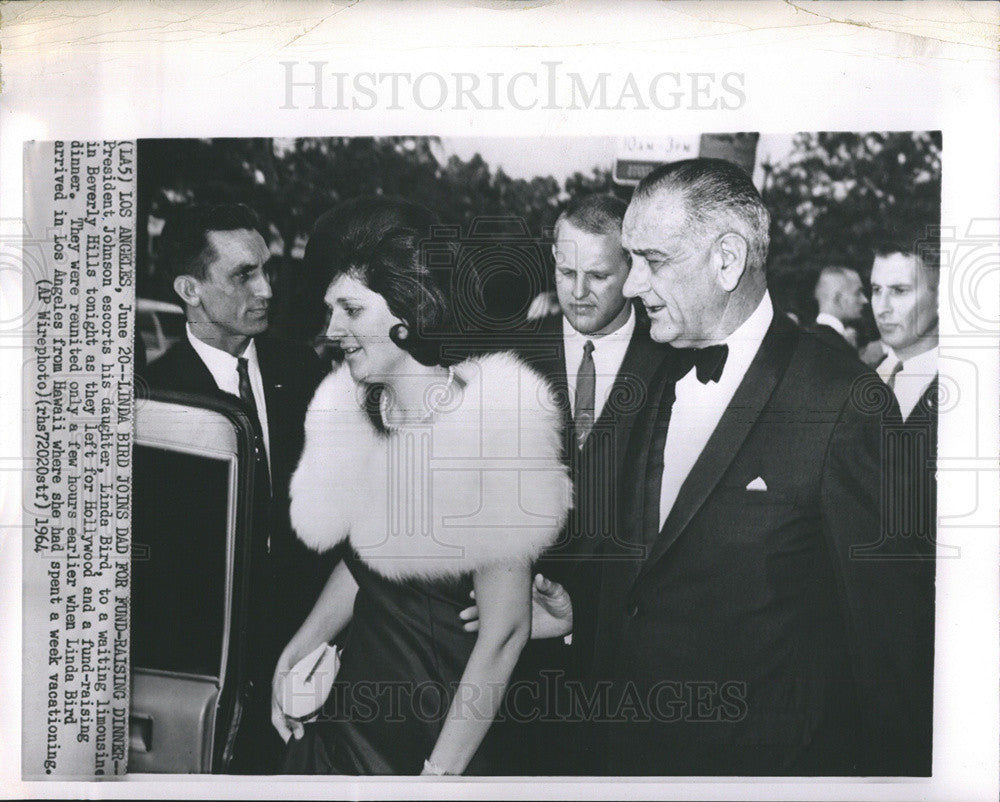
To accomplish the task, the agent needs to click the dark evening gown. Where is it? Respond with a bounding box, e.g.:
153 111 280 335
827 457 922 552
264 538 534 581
282 549 499 775
282 353 571 775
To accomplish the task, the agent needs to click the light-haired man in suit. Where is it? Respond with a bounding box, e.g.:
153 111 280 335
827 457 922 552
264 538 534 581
807 265 868 354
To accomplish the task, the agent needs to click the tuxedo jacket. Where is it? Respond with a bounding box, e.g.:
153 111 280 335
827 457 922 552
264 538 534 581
804 321 857 357
581 313 933 777
144 336 332 661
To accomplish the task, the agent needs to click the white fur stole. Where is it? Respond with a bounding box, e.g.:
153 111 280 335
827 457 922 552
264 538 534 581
289 351 572 582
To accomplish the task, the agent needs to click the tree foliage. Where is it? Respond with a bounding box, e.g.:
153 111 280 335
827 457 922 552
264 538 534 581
138 132 941 341
763 131 941 320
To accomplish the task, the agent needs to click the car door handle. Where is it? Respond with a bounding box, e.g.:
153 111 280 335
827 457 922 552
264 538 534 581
129 713 153 753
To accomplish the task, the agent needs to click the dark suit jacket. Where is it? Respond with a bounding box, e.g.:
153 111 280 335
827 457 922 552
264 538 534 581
878 367 938 767
581 313 933 776
490 308 667 774
517 309 669 583
805 321 857 356
144 336 331 663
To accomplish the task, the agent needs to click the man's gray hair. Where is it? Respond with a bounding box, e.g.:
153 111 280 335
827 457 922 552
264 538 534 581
634 158 771 271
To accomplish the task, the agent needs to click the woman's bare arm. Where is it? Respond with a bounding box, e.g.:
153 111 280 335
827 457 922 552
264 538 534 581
423 561 532 775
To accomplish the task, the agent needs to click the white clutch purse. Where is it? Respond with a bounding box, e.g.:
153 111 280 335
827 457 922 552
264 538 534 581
276 642 341 721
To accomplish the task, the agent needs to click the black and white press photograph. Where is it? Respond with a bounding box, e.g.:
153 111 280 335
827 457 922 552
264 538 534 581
4 3 997 800
129 133 940 777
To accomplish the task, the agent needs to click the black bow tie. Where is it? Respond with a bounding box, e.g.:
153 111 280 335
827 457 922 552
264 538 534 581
672 343 729 384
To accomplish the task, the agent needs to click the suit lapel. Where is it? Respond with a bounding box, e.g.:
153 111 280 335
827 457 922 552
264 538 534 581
907 374 938 424
573 324 667 563
585 315 665 463
174 338 228 397
521 316 573 447
631 314 799 591
254 337 284 444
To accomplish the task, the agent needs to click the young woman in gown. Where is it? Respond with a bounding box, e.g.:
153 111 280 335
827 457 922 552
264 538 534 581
271 197 571 775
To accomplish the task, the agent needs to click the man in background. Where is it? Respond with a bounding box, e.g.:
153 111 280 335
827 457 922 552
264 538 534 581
870 231 939 763
806 265 868 354
145 204 330 772
871 234 939 422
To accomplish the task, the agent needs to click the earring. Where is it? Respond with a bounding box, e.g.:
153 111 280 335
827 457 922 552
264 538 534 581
390 323 410 342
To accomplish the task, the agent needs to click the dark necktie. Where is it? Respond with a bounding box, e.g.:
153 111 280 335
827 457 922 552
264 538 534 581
237 356 271 492
574 340 596 448
885 360 904 390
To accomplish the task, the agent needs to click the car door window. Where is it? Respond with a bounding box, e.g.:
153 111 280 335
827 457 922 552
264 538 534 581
130 394 257 773
132 446 231 676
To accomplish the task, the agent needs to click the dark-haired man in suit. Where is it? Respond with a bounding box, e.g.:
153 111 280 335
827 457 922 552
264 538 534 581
525 160 933 776
869 234 939 761
871 238 939 425
806 265 868 355
145 204 329 772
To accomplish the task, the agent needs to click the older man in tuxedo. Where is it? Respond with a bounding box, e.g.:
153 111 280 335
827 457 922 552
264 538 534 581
145 204 330 772
528 160 932 776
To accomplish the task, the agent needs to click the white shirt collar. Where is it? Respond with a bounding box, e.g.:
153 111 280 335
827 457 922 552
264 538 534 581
721 290 774 367
815 312 847 337
880 344 938 376
186 324 271 467
878 344 938 419
562 304 636 346
674 291 773 394
562 305 636 421
186 323 258 386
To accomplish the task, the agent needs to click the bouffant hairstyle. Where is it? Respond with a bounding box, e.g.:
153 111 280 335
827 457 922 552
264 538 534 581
304 197 456 367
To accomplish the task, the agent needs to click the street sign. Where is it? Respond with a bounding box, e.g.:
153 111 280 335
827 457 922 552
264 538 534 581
613 133 759 185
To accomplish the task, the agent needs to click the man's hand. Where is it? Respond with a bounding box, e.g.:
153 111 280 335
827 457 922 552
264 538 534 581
459 573 573 639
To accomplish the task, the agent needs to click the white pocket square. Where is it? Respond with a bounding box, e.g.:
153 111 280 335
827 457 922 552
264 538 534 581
745 476 768 491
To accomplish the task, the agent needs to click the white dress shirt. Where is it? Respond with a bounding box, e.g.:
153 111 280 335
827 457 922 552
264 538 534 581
659 293 774 531
186 324 271 469
563 306 636 421
876 345 938 420
815 312 849 341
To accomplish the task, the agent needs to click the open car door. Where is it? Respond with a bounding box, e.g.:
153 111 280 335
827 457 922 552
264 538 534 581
129 391 258 773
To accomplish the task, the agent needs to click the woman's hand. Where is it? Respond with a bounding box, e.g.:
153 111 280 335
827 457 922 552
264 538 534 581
271 647 306 743
459 573 573 639
269 561 359 742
